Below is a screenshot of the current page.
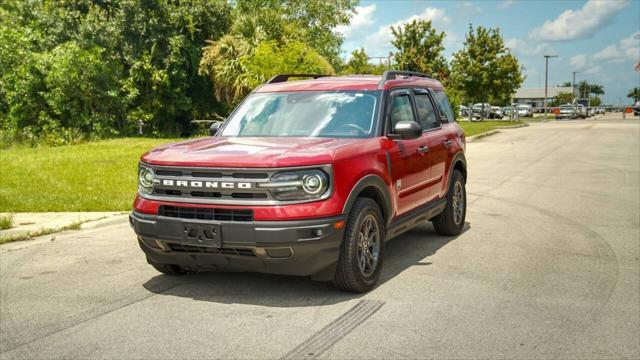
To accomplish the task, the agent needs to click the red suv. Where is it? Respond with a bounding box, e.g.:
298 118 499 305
130 71 467 292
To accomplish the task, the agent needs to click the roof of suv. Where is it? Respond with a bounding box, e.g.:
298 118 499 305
254 74 445 93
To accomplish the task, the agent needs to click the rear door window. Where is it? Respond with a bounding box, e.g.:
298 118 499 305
433 90 456 122
413 89 439 130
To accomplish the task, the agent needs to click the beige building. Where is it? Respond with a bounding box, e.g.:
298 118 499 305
514 86 574 109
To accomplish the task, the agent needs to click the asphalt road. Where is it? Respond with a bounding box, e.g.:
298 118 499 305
1 118 639 359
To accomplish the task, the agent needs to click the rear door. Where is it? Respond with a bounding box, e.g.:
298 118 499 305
386 89 431 215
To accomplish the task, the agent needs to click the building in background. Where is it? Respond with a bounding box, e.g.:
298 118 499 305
514 86 573 110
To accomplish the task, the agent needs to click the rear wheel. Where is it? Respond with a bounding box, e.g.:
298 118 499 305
432 170 466 236
333 198 385 293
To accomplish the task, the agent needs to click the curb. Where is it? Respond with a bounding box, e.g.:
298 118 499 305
466 123 529 143
0 212 127 246
495 123 529 129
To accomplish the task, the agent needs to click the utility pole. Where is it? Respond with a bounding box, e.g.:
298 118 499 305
544 55 558 115
572 71 579 100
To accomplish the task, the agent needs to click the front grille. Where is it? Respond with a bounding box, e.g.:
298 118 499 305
159 205 253 222
167 243 256 256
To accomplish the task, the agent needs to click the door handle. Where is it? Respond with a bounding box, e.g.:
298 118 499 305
443 140 453 147
417 146 429 154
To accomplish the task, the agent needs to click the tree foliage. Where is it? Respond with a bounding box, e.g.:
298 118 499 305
550 92 575 106
450 25 524 105
1 0 355 145
390 20 448 79
199 0 355 108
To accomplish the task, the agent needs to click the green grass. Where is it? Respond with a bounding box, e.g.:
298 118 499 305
0 214 13 229
458 120 523 137
0 138 182 212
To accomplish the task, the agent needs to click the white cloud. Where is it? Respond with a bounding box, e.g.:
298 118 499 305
336 4 377 39
570 54 588 70
592 31 640 64
584 65 602 75
498 0 515 9
620 31 640 61
530 0 628 41
594 44 623 61
363 7 450 56
506 38 552 56
457 1 483 18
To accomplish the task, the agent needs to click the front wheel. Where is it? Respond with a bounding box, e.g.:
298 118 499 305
333 198 385 293
432 170 466 236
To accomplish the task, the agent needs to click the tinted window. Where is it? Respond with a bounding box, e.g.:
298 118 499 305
389 94 415 129
433 90 455 122
414 94 439 130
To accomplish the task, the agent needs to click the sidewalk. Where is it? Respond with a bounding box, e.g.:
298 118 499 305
0 212 126 243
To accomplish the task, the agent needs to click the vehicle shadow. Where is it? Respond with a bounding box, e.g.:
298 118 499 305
142 222 470 307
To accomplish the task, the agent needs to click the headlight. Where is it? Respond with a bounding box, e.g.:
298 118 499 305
259 169 329 201
138 165 154 195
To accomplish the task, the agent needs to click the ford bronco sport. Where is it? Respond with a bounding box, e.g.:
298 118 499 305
130 70 467 292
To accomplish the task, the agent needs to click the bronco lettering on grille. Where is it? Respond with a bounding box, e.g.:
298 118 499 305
160 179 252 189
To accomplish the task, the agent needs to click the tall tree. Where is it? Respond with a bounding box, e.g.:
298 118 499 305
343 48 376 74
577 81 605 98
390 19 448 79
450 25 524 105
550 92 575 106
232 0 357 69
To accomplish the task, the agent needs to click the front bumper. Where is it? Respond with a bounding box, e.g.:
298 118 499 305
129 211 345 277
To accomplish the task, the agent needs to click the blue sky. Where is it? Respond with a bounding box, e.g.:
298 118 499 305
336 0 640 105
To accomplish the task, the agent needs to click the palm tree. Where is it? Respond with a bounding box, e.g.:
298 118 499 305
628 87 640 103
199 35 254 105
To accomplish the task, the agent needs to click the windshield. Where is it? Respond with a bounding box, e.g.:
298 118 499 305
220 91 380 138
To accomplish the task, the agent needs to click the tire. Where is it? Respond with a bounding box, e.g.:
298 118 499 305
149 259 186 275
333 198 385 293
432 170 466 236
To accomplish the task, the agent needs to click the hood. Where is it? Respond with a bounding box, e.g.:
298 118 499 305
141 136 366 168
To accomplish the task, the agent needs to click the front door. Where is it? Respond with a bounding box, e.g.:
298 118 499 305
413 88 448 201
386 89 431 215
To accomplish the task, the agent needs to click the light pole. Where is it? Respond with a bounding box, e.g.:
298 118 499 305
572 71 580 101
544 55 558 114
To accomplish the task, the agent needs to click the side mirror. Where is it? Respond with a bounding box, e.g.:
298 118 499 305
392 121 422 140
209 122 222 136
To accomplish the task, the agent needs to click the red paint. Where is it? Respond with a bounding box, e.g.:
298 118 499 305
135 75 465 222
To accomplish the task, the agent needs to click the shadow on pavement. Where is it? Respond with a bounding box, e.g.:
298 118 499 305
142 222 469 307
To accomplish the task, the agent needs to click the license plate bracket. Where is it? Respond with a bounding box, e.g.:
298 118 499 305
181 222 221 247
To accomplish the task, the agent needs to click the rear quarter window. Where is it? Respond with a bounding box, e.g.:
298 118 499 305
433 91 456 122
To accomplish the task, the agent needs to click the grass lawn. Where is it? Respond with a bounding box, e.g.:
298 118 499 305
458 120 523 137
0 138 181 212
1 122 519 212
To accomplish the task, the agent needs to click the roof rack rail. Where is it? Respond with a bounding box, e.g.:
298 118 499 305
266 74 330 84
378 70 432 88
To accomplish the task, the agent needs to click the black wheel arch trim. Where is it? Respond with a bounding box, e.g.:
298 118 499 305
342 174 392 225
447 152 467 188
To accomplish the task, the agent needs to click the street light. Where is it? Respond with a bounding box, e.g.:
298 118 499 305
544 55 558 114
572 71 580 100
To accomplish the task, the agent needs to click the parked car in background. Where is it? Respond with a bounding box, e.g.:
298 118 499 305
556 104 587 119
516 104 533 117
459 105 469 118
595 107 605 114
501 106 513 118
472 103 500 119
491 106 503 119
